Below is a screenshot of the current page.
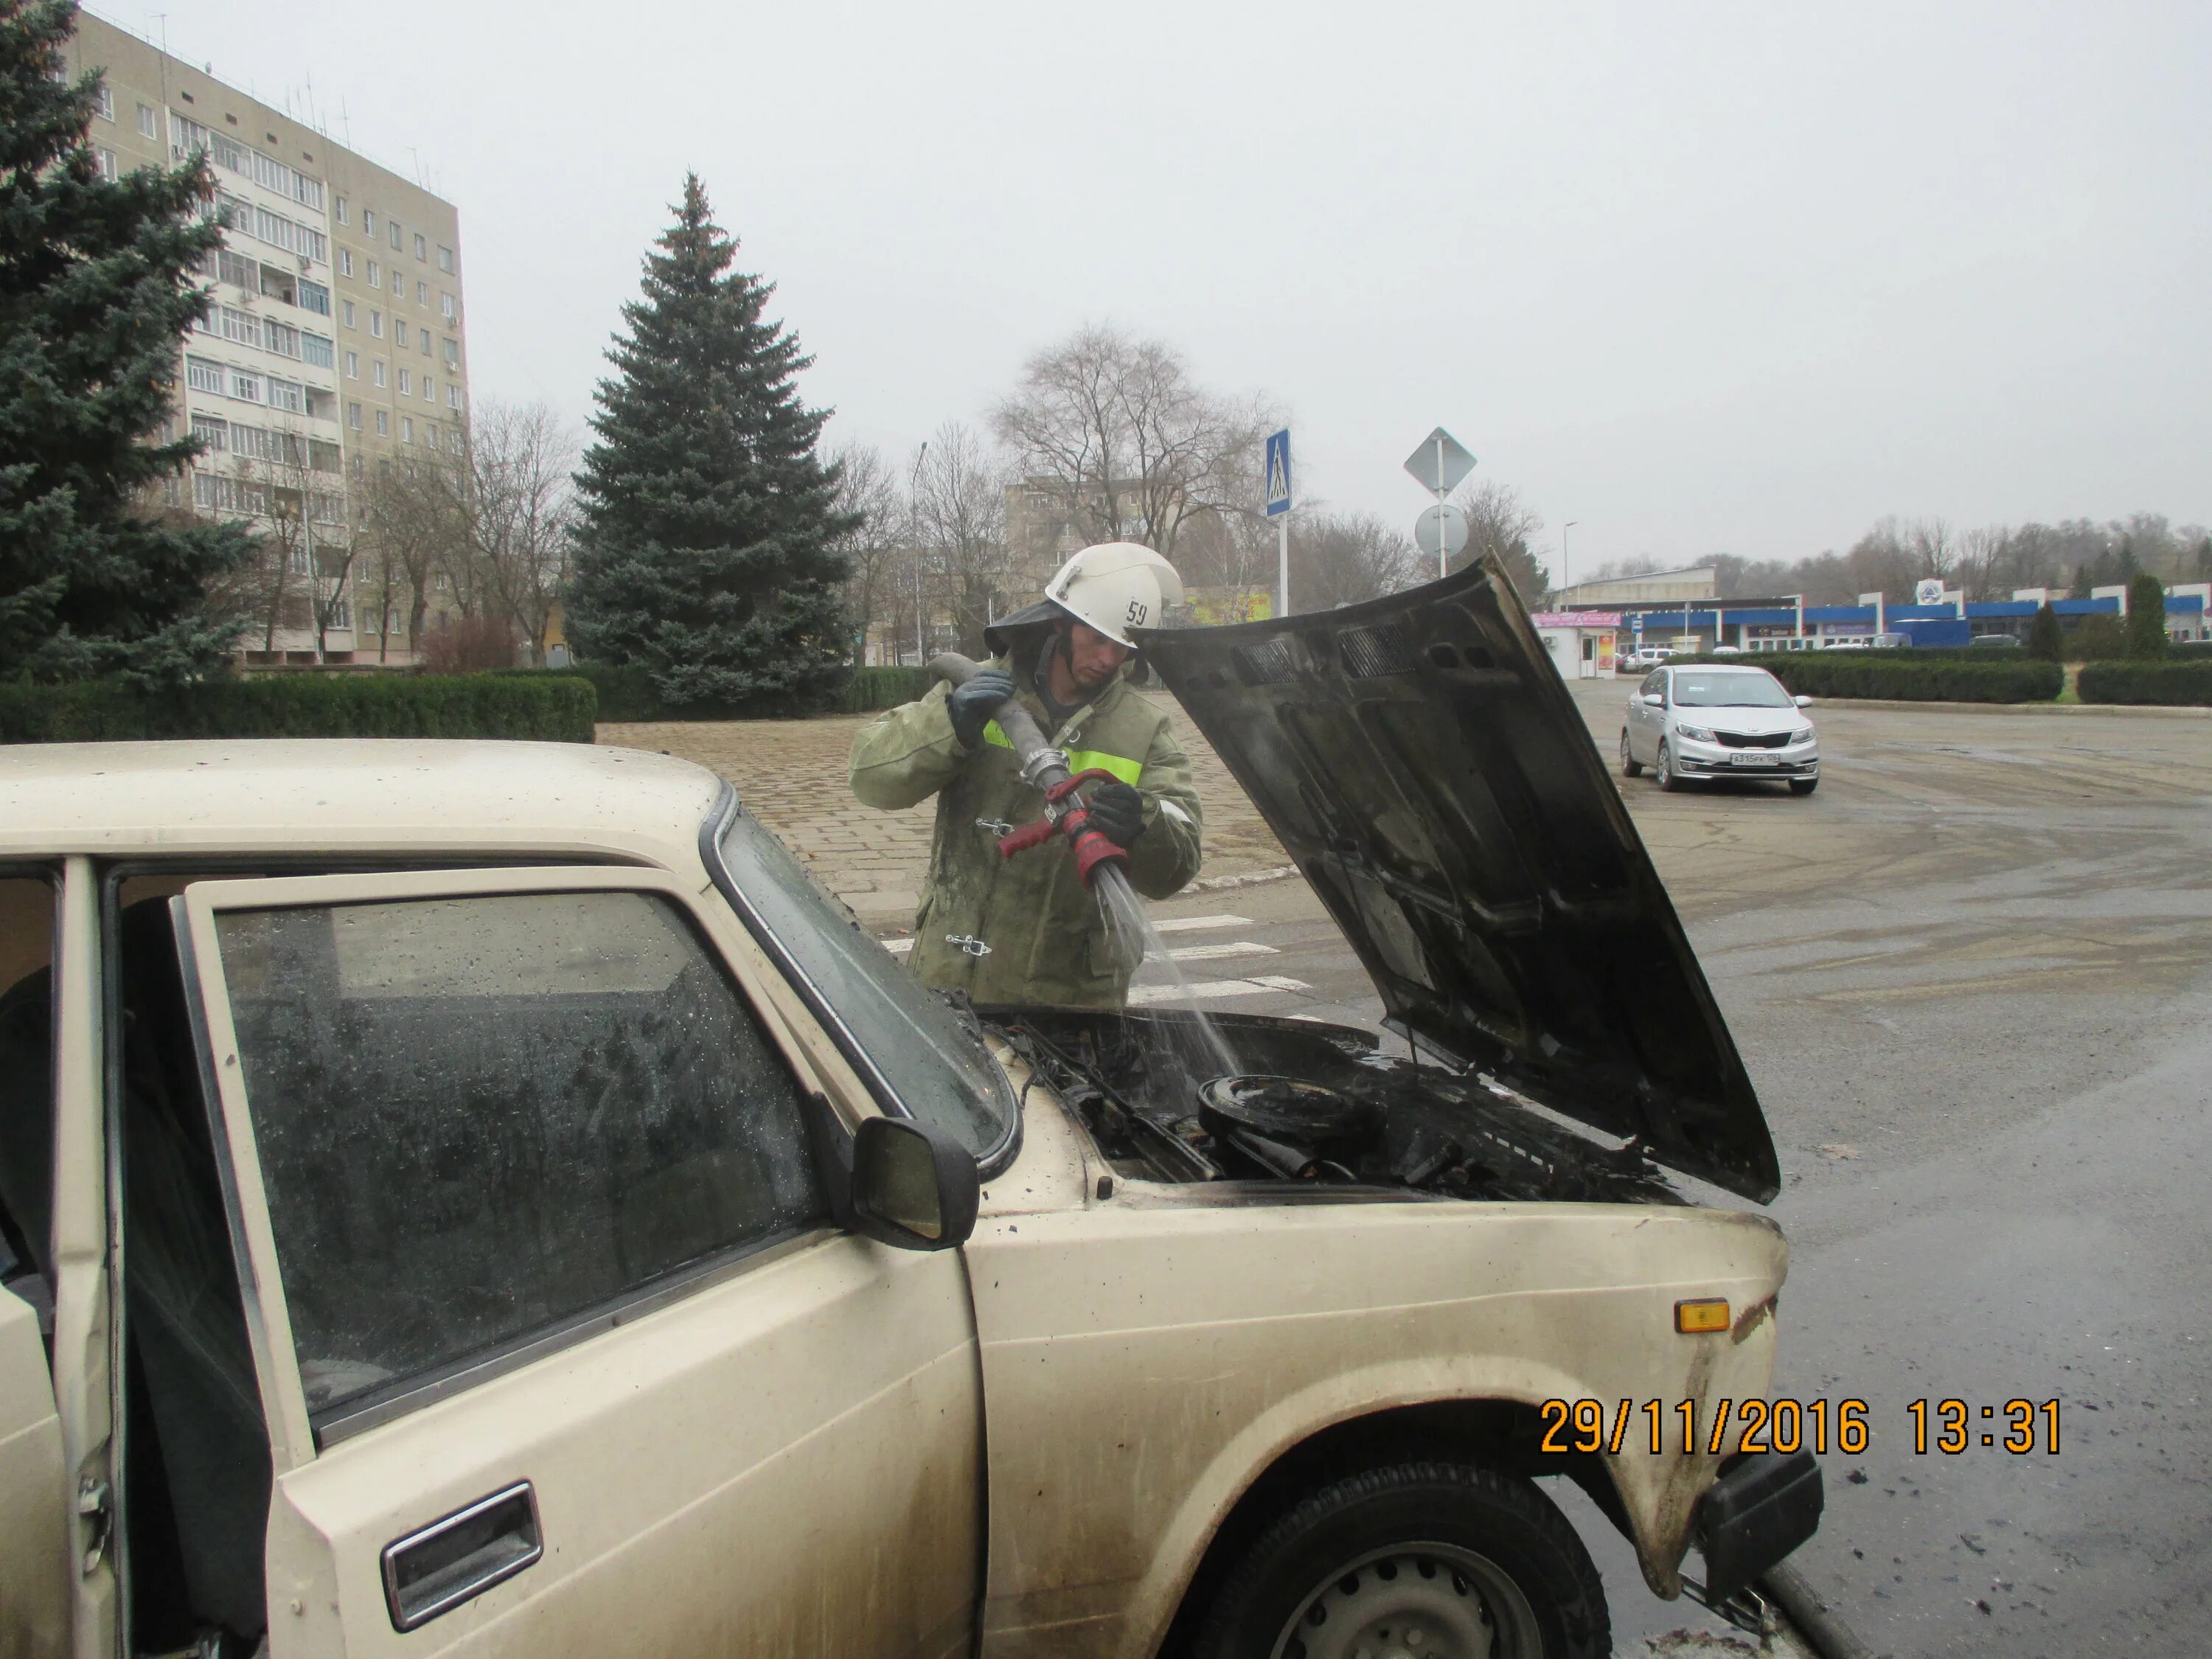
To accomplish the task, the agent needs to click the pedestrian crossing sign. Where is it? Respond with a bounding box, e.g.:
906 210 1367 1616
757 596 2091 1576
1265 430 1292 518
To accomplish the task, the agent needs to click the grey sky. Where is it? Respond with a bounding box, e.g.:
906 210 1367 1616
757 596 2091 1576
108 0 2211 574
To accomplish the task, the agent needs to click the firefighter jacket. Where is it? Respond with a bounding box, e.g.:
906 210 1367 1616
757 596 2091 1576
848 652 1204 1007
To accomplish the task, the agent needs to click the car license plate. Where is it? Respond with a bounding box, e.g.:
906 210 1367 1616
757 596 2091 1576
1728 751 1778 766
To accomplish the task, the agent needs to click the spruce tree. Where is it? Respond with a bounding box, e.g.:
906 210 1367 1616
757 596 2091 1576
0 0 252 684
2124 573 2167 660
568 175 855 712
2026 601 2064 661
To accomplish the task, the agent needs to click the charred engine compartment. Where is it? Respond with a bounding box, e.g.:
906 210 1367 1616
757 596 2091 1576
992 1007 1682 1204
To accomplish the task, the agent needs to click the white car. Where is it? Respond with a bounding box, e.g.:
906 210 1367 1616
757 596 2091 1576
1618 644 1674 673
1621 664 1820 796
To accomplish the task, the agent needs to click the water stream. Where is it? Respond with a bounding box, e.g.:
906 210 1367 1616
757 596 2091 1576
1091 861 1242 1079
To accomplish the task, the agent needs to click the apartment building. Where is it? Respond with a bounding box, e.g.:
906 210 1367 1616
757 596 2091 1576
66 14 471 665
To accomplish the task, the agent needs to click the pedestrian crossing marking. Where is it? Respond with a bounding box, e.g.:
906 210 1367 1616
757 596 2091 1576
1151 914 1253 934
1145 941 1279 963
1129 975 1310 1006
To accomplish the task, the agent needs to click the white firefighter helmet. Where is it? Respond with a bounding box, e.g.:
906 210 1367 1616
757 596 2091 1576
1043 542 1184 649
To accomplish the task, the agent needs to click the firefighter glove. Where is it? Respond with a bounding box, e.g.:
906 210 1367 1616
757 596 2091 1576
947 669 1015 753
1084 781 1145 848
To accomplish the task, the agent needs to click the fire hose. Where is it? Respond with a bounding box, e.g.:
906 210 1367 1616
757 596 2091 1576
928 653 1132 889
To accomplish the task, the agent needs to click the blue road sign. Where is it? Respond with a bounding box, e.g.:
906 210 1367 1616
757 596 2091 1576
1265 430 1293 518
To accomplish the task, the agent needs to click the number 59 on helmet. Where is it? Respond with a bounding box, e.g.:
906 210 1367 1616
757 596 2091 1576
1043 543 1185 649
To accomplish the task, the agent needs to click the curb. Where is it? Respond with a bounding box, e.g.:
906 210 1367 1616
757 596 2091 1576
1825 698 2212 719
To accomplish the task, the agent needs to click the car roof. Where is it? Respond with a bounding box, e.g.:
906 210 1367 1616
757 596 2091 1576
0 741 724 866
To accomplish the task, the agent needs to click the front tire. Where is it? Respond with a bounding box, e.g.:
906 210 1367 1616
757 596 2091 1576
1192 1462 1610 1659
1789 776 1819 796
1656 740 1683 791
1620 729 1643 777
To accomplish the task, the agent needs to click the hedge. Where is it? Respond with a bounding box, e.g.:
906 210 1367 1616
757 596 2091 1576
1668 654 2063 703
2076 661 2212 706
509 662 936 721
0 673 597 743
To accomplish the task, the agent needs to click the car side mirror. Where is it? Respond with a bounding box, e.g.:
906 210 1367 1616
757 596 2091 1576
1642 693 1664 707
1793 695 1812 708
850 1117 979 1251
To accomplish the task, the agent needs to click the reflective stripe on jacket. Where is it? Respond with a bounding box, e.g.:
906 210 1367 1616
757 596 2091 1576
848 655 1203 1007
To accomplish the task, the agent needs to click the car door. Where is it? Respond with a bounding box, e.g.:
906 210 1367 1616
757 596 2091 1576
173 865 981 1659
1630 670 1664 760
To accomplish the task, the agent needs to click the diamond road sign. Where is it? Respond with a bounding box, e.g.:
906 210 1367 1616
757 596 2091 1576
1265 429 1293 518
1403 427 1476 495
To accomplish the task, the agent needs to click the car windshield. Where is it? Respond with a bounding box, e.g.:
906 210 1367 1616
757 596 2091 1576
1672 671 1795 709
711 801 1018 1162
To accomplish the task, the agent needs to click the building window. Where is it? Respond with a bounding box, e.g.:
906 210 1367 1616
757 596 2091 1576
330 598 352 630
288 546 310 576
389 220 402 250
401 417 414 444
375 409 389 437
266 378 305 414
137 102 156 137
446 383 462 411
297 227 327 264
229 369 262 403
366 258 380 288
95 85 114 121
217 248 255 289
185 357 223 393
347 401 362 430
423 422 439 452
442 337 459 366
369 310 383 338
297 278 331 316
335 195 349 224
362 209 375 237
422 376 435 403
390 266 403 296
372 359 386 388
437 245 454 274
253 205 296 252
341 299 355 329
415 279 428 305
414 232 426 261
344 350 358 378
265 320 302 358
95 147 117 181
439 291 456 321
398 368 411 396
338 248 353 277
193 471 265 515
302 334 335 369
189 412 228 451
394 321 409 350
219 305 262 349
419 332 431 358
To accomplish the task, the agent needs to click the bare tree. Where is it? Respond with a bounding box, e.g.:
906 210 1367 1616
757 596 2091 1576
355 453 465 655
1451 481 1548 602
215 420 350 658
459 400 578 665
995 324 1278 563
1287 510 1422 612
828 439 902 664
909 422 1015 656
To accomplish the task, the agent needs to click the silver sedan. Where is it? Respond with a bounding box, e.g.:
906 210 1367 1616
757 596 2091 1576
1621 664 1820 796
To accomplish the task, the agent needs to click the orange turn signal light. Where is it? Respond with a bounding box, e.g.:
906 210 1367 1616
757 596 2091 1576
1675 1298 1731 1335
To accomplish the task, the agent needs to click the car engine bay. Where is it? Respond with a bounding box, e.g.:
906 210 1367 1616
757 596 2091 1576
991 1007 1683 1204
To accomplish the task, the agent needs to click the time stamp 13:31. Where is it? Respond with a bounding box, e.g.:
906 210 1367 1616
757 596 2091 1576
1537 1398 2063 1458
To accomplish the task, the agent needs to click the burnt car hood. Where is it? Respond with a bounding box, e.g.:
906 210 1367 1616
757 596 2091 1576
1139 560 1780 1202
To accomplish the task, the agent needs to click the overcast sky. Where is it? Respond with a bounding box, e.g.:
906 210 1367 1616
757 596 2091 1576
104 0 2211 574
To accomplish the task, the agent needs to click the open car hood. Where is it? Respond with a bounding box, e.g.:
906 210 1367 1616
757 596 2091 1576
1139 560 1780 1202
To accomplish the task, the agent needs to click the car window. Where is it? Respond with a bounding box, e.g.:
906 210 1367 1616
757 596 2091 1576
0 875 56 1346
713 804 1016 1161
212 889 827 1420
1670 671 1795 709
1642 672 1666 697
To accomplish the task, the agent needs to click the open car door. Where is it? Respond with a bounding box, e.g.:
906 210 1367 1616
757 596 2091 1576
170 865 979 1658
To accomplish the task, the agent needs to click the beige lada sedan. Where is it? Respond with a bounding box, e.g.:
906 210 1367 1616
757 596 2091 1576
0 567 1820 1659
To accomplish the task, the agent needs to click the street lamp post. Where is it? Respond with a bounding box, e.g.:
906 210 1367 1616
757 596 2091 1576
1561 522 1579 599
909 440 929 666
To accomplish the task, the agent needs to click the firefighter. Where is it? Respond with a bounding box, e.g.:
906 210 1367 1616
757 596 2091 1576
849 543 1203 1008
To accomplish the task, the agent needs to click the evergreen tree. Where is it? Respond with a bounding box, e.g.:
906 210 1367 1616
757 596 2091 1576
567 175 856 711
2124 573 2167 660
2025 601 2064 661
2196 536 2211 582
2067 560 2093 599
0 0 252 684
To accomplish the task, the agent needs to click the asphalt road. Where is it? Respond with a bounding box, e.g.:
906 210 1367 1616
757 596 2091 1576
1124 680 2212 1657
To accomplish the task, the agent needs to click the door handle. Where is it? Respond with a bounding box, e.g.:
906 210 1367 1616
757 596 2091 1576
380 1480 543 1632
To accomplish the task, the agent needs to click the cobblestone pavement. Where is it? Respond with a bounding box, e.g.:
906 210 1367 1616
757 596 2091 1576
599 700 1288 922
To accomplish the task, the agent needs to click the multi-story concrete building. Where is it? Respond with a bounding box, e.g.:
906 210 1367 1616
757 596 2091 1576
66 14 470 665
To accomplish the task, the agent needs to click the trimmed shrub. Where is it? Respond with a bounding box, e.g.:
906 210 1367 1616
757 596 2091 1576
1669 654 2062 703
2076 661 2212 706
2125 574 2168 660
838 667 933 714
2068 613 2127 661
2027 603 2064 661
0 673 596 743
513 662 936 721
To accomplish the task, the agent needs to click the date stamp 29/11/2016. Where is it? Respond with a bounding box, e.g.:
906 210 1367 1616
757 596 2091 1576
1537 1397 2062 1458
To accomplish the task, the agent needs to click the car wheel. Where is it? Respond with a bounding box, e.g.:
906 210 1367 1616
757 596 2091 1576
1620 730 1643 777
1656 740 1682 791
1789 776 1819 796
1192 1462 1609 1659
